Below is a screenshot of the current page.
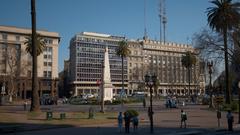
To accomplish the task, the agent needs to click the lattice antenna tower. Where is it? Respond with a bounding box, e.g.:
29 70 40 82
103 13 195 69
159 0 163 42
143 0 148 40
162 0 167 43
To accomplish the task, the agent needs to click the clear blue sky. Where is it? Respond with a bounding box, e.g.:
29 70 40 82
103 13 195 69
0 0 212 71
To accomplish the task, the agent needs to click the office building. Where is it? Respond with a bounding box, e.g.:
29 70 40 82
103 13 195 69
67 32 205 97
127 38 205 96
69 32 128 96
0 25 60 99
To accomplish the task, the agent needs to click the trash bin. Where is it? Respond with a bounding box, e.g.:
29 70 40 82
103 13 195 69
60 113 66 120
46 111 53 120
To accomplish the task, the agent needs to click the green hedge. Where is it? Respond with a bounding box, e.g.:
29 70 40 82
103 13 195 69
222 100 239 112
124 109 139 118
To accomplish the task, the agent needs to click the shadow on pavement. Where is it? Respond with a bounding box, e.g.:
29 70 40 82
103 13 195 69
0 122 73 134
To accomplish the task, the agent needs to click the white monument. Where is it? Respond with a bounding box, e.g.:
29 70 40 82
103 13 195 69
100 46 113 101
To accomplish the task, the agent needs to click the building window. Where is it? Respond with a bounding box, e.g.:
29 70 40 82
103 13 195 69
44 71 47 77
2 34 7 40
48 71 52 78
27 70 32 78
16 36 20 41
48 62 52 66
44 39 53 44
43 71 52 78
134 51 137 55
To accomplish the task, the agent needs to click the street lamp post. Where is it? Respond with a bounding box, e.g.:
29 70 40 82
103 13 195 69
238 81 240 124
207 61 213 108
145 74 157 134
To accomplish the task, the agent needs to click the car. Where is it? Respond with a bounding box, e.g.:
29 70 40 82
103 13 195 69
86 94 94 99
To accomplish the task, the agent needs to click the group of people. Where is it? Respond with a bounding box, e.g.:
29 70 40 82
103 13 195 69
180 109 235 131
117 112 139 133
117 109 235 133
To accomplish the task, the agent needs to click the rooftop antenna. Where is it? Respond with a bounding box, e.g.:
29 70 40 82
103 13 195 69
159 0 163 42
143 0 148 40
162 0 167 43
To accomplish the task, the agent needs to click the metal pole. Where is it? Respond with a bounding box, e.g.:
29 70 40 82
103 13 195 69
150 86 153 133
238 81 240 124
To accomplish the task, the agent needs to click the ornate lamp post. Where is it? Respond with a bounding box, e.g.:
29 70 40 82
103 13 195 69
207 61 213 108
145 74 157 134
238 81 240 124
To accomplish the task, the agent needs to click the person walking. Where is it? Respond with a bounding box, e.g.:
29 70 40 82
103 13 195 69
124 112 131 133
143 98 146 108
227 110 234 131
117 112 123 132
180 109 187 128
23 100 27 111
132 116 139 131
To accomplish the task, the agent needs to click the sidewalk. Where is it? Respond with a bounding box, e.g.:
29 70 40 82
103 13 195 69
0 123 72 134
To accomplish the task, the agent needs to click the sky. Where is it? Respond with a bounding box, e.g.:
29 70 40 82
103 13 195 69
0 0 212 71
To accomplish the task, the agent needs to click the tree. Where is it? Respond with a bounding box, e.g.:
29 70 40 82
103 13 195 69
116 40 130 103
24 32 46 111
181 51 197 96
207 0 240 104
24 33 46 56
26 0 45 112
5 46 20 102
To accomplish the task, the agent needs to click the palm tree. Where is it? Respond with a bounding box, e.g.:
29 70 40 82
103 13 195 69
207 0 240 104
24 32 46 112
24 33 46 56
116 40 130 104
26 0 46 112
181 51 197 96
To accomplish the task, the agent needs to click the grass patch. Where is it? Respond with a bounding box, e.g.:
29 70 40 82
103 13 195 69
27 112 43 118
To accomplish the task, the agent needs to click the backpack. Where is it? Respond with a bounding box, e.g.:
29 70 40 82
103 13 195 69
182 113 187 120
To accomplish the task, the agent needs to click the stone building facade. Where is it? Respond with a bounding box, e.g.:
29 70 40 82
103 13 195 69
0 26 60 99
127 39 205 96
66 32 205 97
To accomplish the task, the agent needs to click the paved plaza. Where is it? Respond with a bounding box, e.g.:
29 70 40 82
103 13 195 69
0 100 240 135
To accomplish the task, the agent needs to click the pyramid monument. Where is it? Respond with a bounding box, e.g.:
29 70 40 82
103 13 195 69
100 46 113 101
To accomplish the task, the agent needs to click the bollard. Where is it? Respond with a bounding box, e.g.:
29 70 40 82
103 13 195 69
46 111 53 120
60 113 66 120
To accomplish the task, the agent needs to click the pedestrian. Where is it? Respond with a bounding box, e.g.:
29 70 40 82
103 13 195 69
143 98 146 108
132 116 139 131
227 110 234 131
124 112 131 133
182 101 185 106
117 112 123 132
180 109 187 128
23 100 27 111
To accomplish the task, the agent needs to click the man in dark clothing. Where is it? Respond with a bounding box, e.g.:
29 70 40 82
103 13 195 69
227 110 234 131
124 112 131 133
